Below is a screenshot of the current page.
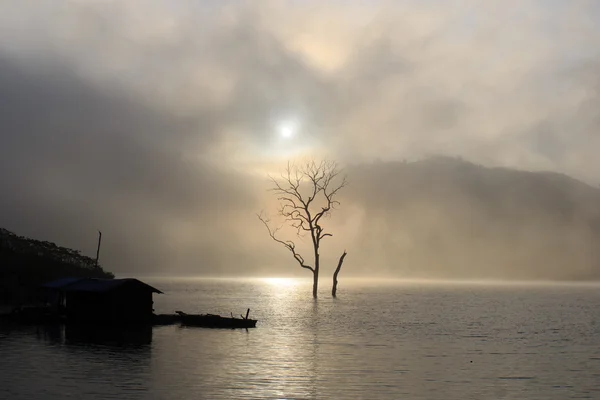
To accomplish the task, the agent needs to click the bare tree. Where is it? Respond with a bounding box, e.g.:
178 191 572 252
258 160 348 298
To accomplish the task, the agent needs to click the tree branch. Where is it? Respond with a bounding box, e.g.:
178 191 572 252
257 213 314 272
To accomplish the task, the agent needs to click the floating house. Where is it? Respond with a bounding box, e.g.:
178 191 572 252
42 278 162 323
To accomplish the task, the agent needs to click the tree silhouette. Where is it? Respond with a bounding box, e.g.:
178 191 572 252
258 160 348 298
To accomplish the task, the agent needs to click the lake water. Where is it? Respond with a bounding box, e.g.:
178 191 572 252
2 278 600 399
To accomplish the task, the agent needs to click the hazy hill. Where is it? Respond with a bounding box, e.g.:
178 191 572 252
343 157 600 280
0 228 114 304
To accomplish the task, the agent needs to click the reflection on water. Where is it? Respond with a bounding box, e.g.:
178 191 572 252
2 279 600 399
30 324 153 347
65 325 153 346
0 322 153 400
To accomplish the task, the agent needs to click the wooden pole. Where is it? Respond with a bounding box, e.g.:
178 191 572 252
95 230 102 268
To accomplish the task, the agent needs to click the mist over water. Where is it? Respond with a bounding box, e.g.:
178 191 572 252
2 278 600 399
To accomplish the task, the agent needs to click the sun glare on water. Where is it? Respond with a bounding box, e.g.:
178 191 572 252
262 277 298 287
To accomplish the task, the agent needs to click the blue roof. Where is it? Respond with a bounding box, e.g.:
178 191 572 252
42 278 162 294
42 277 85 289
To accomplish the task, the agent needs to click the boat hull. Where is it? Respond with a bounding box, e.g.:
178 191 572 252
179 314 257 329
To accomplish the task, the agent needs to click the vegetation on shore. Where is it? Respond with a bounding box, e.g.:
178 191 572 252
0 228 114 305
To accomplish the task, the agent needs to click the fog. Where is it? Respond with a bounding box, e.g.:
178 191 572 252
1 1 600 279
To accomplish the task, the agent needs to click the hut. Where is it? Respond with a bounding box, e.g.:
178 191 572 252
42 278 162 323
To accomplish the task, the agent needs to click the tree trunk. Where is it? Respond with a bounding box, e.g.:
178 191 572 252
312 251 320 298
331 250 347 298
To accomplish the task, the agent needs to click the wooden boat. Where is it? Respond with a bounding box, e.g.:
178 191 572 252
176 309 257 329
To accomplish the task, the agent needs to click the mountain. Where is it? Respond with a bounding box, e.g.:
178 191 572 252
0 228 114 304
343 157 600 280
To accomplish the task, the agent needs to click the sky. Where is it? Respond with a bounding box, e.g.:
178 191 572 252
1 0 600 279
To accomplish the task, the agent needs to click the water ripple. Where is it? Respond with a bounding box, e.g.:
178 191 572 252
2 279 600 399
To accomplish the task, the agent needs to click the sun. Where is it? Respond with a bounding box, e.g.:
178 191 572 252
277 120 298 139
280 125 294 138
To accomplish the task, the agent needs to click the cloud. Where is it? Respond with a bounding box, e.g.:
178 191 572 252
1 0 600 277
0 53 256 272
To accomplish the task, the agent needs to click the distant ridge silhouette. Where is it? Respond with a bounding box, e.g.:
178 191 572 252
344 156 600 280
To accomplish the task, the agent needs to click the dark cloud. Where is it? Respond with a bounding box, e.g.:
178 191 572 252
0 54 256 272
